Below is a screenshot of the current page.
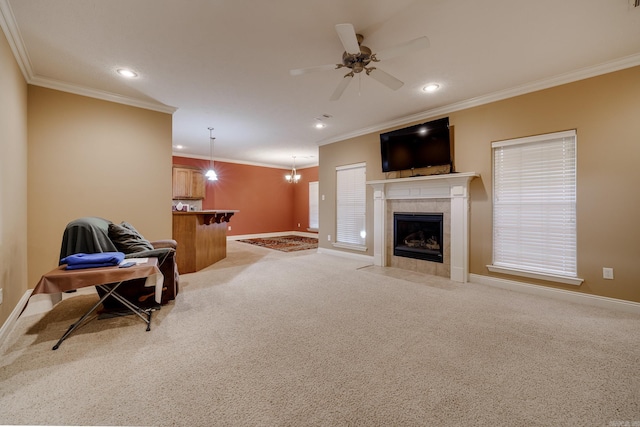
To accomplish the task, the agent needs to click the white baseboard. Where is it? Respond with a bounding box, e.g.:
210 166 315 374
0 289 32 346
228 231 319 240
469 273 640 315
317 247 374 264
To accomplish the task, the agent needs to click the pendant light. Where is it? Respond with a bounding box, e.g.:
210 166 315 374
205 127 218 181
285 156 301 183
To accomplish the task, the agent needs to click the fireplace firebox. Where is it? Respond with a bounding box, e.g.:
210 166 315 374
393 213 444 263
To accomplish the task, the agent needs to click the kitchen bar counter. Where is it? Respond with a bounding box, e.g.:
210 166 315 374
172 210 238 273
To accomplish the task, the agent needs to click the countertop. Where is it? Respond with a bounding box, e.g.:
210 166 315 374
172 210 239 214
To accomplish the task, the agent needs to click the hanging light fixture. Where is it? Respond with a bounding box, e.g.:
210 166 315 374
285 156 301 183
205 127 218 181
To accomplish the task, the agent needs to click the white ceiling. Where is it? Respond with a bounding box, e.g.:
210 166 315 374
2 0 640 169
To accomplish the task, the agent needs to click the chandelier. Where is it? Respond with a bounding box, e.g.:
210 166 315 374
205 127 218 181
285 156 301 183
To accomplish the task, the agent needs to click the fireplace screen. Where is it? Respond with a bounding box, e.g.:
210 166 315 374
393 213 444 263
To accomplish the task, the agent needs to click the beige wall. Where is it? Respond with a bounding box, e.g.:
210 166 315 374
27 86 173 286
0 28 28 326
319 134 380 251
320 66 640 303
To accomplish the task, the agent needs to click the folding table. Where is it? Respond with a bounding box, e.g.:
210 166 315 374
31 258 163 350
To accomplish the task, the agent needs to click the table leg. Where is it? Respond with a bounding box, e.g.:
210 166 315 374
52 281 124 350
98 285 155 329
52 281 157 350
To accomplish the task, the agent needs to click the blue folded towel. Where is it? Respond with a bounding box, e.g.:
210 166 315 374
61 252 125 270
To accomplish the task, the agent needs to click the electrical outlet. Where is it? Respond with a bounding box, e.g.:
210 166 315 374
603 267 614 280
327 234 331 241
228 225 231 231
0 288 3 305
297 223 301 228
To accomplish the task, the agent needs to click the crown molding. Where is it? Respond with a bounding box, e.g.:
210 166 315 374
0 0 33 80
0 0 176 115
318 53 640 146
174 152 280 168
172 152 319 170
30 75 177 114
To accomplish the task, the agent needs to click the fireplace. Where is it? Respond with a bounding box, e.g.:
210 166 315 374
367 172 479 282
394 213 444 262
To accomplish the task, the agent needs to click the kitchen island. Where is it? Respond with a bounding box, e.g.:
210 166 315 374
172 210 238 274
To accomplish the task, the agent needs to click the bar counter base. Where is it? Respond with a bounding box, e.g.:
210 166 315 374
172 210 237 274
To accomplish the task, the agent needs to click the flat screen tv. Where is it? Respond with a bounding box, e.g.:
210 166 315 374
380 117 452 173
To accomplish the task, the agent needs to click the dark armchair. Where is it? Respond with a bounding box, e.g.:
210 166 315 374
59 217 179 310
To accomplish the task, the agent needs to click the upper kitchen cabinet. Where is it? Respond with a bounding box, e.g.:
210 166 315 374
173 166 205 199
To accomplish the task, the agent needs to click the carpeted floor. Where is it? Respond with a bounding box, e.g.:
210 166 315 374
237 234 318 252
0 241 639 426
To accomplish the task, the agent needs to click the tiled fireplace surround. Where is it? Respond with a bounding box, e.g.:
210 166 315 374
367 172 479 283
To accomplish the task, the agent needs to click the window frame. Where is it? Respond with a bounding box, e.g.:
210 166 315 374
308 181 319 231
333 162 367 251
488 130 583 286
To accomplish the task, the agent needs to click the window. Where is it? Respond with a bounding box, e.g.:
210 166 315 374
309 181 319 230
489 130 582 285
335 163 366 250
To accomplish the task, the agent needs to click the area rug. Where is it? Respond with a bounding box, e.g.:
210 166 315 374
237 235 318 252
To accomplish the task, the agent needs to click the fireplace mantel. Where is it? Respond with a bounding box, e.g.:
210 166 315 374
367 172 479 282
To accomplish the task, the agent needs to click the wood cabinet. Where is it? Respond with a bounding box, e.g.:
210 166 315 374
172 166 205 199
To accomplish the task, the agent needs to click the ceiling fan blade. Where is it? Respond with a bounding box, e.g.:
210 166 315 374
335 23 361 55
330 74 353 101
290 63 339 76
368 68 404 91
374 36 430 61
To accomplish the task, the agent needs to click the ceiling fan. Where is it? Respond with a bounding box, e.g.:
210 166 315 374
290 23 430 101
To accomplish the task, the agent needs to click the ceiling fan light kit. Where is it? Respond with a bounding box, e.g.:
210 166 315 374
290 23 430 101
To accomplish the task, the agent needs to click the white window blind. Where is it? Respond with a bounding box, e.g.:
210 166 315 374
309 181 319 230
336 163 366 247
491 130 579 283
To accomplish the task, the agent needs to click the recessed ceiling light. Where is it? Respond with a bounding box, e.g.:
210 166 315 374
422 83 440 93
315 122 326 129
116 68 138 78
175 145 184 150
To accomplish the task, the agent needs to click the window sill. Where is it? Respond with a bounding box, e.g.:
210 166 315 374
332 242 367 252
487 265 584 286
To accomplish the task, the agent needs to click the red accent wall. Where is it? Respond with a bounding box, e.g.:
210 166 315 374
173 156 318 236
